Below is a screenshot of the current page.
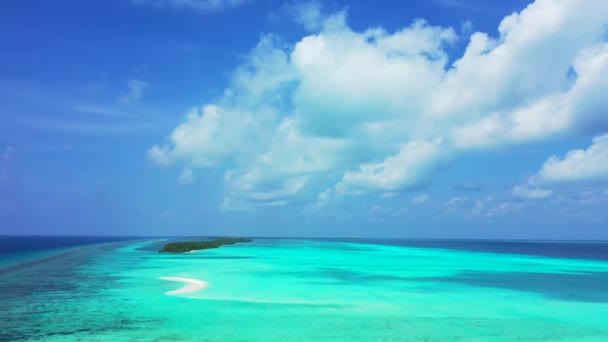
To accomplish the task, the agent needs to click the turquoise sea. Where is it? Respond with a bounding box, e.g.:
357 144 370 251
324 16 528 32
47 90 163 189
1 237 608 341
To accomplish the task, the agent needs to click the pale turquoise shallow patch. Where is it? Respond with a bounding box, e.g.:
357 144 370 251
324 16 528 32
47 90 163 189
2 239 608 341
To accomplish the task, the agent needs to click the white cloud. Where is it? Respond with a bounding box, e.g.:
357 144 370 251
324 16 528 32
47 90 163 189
289 1 323 32
538 134 608 183
120 79 148 104
14 113 155 136
468 196 513 218
148 104 273 167
381 192 399 199
223 171 309 210
74 105 138 118
1 147 14 165
441 0 608 148
445 196 466 206
179 167 195 185
455 181 482 191
0 147 15 187
512 182 552 199
433 0 500 13
451 95 570 149
368 204 408 220
133 0 250 12
148 145 172 166
512 134 608 200
485 201 520 218
470 199 484 217
412 194 430 205
291 18 455 138
336 139 444 195
149 0 608 210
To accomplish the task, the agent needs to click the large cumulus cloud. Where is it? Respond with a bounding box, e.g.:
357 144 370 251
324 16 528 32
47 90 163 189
149 0 608 209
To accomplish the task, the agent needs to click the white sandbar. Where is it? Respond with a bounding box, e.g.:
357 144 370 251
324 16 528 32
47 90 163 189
160 276 208 295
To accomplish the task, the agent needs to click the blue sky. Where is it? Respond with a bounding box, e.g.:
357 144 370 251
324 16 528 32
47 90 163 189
1 0 608 238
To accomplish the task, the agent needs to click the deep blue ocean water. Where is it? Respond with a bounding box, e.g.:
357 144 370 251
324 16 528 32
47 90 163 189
0 236 138 255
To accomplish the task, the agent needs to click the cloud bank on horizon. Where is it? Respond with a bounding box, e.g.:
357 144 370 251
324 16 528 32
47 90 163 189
149 0 608 211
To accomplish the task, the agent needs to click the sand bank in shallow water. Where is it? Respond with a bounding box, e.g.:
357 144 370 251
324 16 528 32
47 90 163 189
159 276 208 295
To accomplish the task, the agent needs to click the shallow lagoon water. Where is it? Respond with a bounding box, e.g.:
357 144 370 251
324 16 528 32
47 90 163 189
1 238 608 341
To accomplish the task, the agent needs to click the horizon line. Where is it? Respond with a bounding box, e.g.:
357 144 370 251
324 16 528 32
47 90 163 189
1 234 607 243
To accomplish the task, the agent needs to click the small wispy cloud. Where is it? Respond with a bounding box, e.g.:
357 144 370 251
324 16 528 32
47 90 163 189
381 192 399 199
433 0 504 13
179 167 195 185
445 196 466 206
21 145 74 153
133 0 251 13
512 182 552 200
412 194 430 205
454 181 483 192
1 77 157 140
283 1 323 32
0 147 16 188
74 104 138 118
1 147 15 165
120 79 148 105
8 113 158 137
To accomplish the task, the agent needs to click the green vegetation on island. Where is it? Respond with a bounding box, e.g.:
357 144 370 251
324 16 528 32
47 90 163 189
159 237 253 253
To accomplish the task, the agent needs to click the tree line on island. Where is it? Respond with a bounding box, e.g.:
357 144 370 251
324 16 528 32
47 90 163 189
159 237 253 253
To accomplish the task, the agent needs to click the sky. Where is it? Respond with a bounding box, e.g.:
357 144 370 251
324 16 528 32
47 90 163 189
1 0 608 239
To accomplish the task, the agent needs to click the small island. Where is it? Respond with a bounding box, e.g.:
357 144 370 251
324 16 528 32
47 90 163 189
159 237 253 253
